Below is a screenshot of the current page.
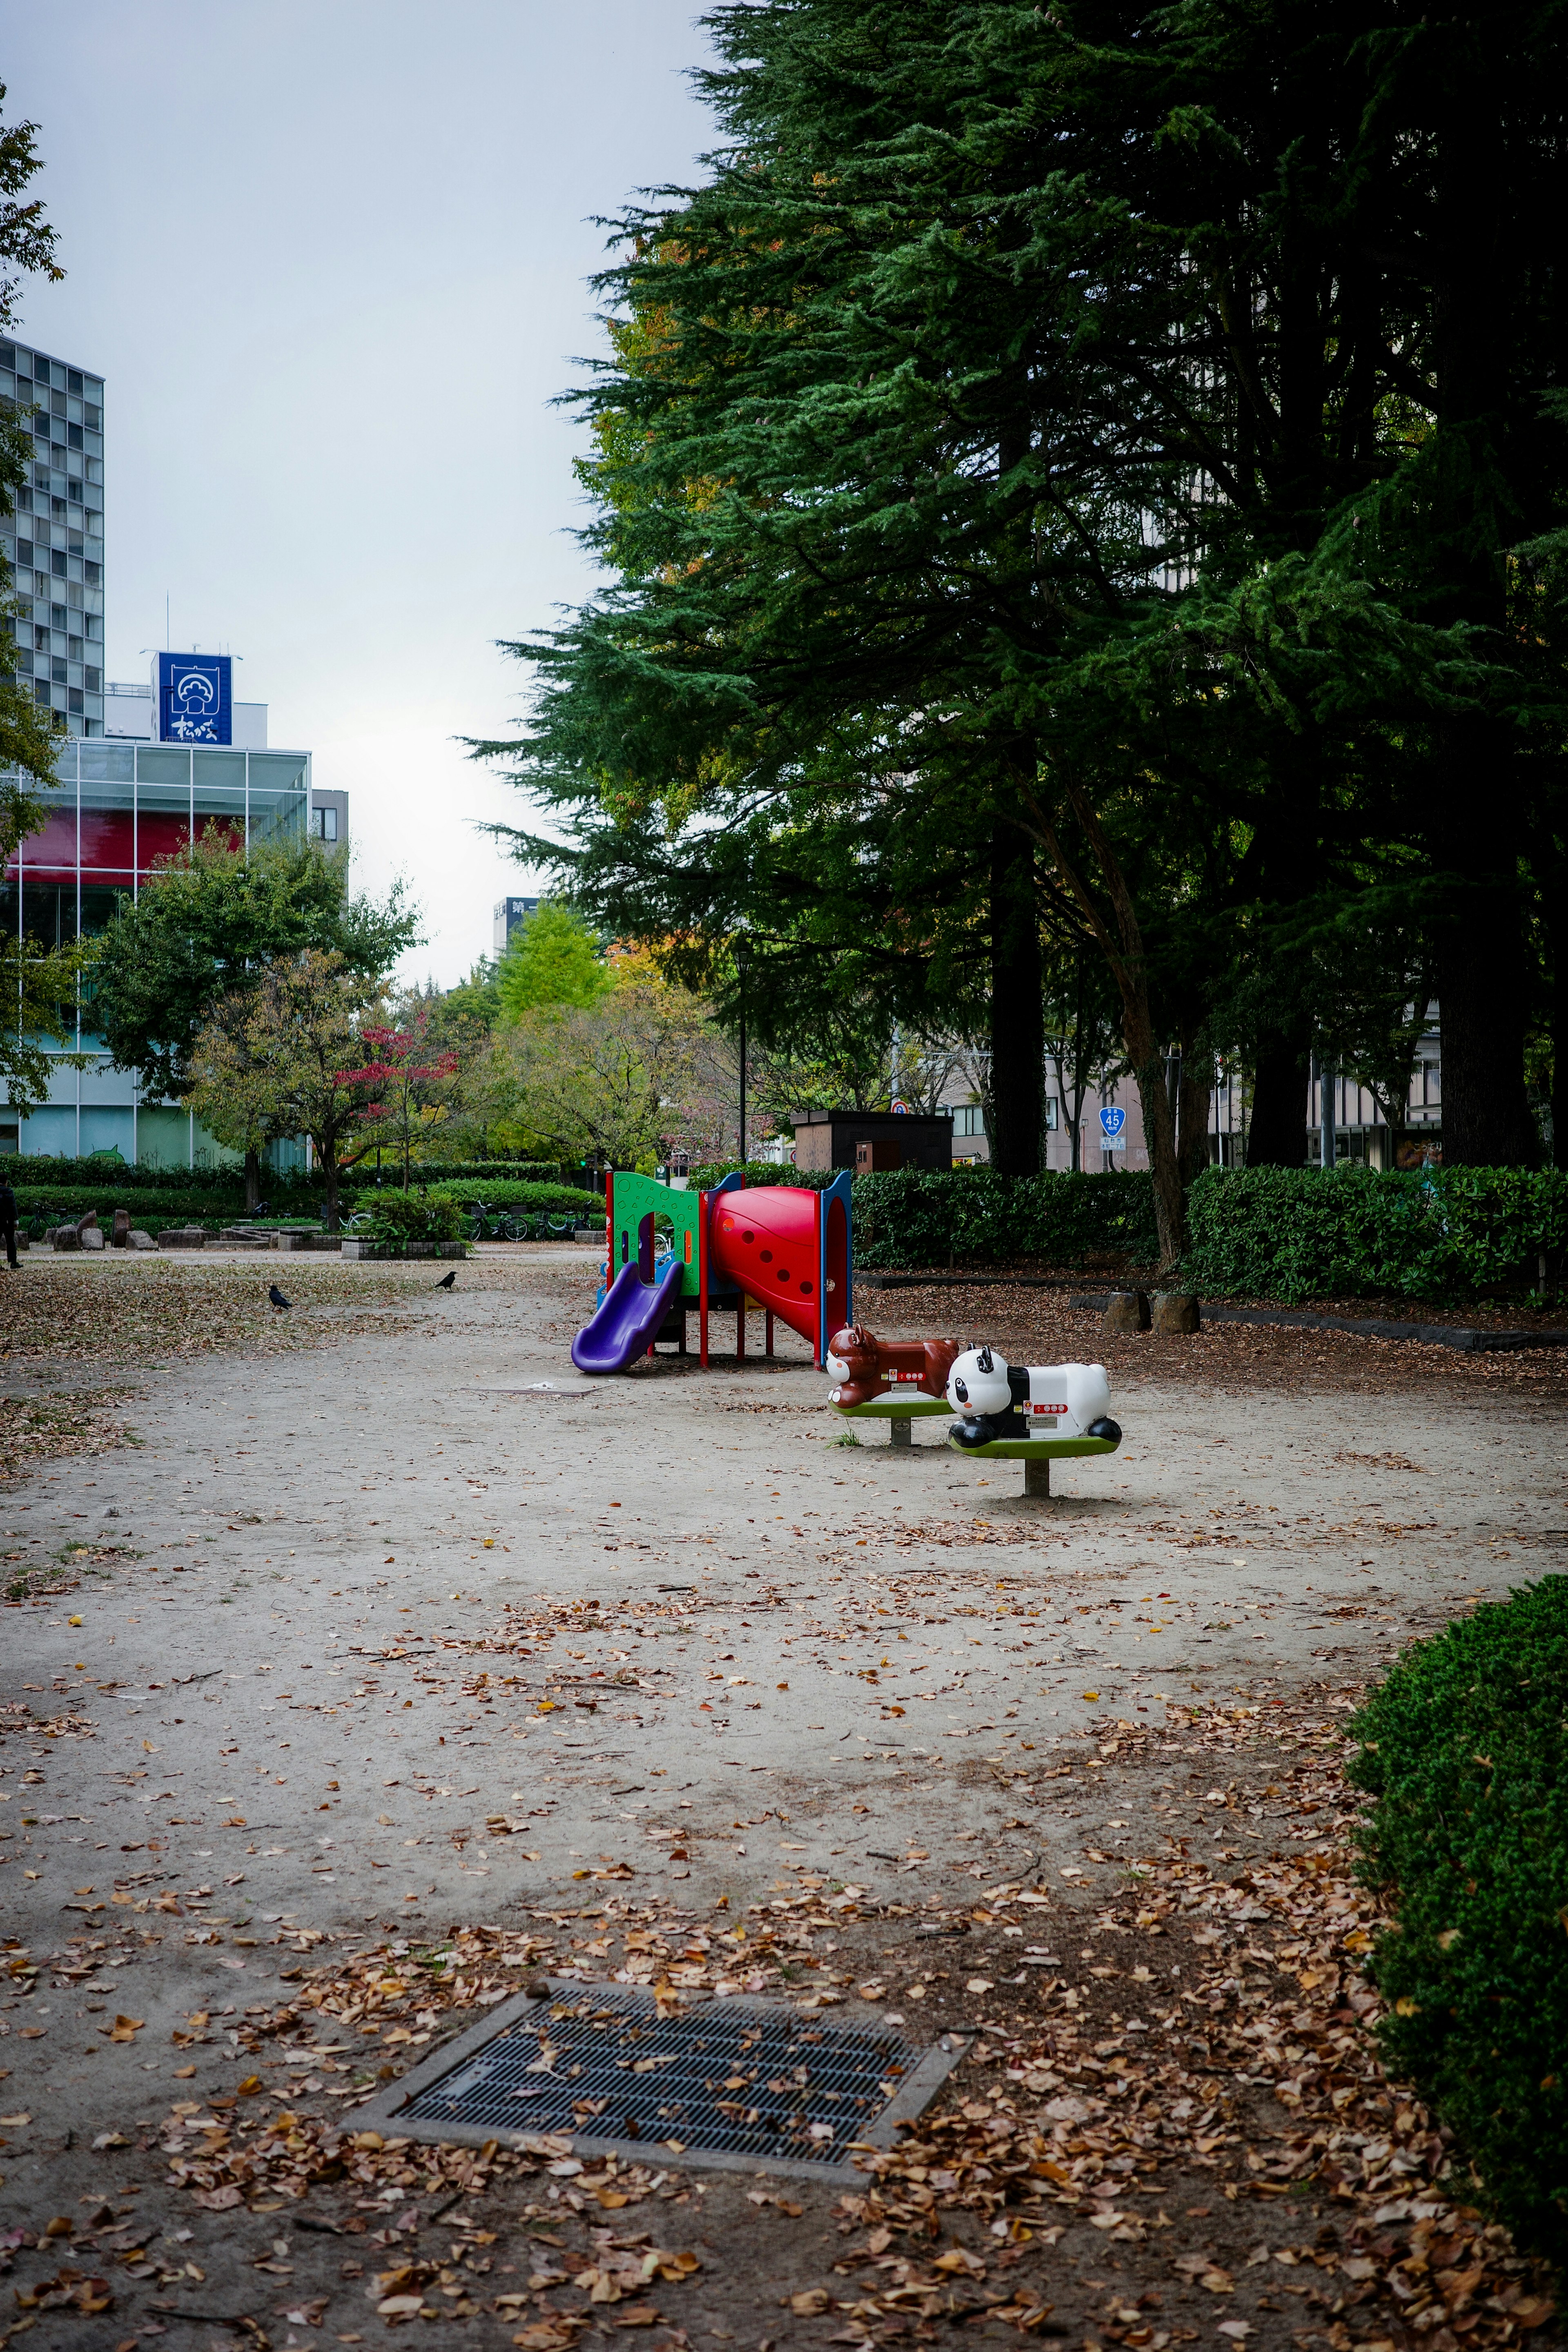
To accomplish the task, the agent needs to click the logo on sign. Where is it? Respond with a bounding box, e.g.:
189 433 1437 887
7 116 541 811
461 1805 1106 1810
156 651 232 744
1099 1104 1127 1149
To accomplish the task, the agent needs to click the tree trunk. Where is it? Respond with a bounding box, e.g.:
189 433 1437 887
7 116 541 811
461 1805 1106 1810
1431 846 1537 1167
243 1148 263 1214
1247 1024 1312 1167
1178 1056 1212 1187
1421 91 1537 1169
989 817 1043 1175
320 1152 340 1233
1550 858 1568 1172
1022 779 1185 1269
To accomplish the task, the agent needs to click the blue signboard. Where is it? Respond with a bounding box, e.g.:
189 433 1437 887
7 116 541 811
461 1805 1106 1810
157 652 232 744
1099 1104 1127 1149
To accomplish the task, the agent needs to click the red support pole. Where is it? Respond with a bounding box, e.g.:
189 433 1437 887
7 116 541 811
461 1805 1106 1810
699 1189 709 1368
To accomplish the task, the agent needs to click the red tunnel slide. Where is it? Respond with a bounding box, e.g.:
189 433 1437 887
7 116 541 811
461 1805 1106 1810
707 1184 847 1356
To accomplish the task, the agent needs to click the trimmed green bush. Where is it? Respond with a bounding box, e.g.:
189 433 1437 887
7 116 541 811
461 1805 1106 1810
359 1194 466 1254
1185 1165 1568 1303
683 1164 1158 1269
15 1189 248 1226
344 1160 566 1192
1348 1577 1568 2261
3 1155 245 1192
851 1167 1158 1269
416 1181 603 1218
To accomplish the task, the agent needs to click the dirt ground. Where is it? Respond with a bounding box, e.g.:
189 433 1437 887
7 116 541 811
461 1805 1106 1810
1 1247 1564 2352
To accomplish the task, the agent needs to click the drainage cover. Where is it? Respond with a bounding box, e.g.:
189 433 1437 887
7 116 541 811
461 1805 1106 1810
355 1979 969 2181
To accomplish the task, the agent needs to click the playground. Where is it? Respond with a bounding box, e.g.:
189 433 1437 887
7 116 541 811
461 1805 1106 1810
1 1236 1564 2348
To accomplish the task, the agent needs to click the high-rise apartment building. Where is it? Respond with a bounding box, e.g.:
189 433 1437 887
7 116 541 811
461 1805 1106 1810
0 336 106 735
493 894 540 956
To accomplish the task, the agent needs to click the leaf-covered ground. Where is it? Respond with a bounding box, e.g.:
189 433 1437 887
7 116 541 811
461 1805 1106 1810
1 1692 1553 2351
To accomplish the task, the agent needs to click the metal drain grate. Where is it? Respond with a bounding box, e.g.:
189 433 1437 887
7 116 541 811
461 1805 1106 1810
352 1979 970 2182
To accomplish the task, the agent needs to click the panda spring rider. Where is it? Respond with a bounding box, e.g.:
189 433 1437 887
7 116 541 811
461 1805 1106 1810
946 1346 1123 1450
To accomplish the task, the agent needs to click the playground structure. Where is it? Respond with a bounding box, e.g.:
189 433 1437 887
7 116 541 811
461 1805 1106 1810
824 1323 961 1448
944 1345 1123 1497
571 1170 852 1375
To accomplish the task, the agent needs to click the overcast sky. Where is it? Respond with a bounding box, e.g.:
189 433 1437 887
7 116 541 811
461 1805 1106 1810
5 0 717 985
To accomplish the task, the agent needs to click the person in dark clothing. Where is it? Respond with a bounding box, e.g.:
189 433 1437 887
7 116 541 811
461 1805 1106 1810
0 1176 17 1271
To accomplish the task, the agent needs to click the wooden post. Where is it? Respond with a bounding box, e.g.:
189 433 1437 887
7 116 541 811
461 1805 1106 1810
1024 1456 1051 1499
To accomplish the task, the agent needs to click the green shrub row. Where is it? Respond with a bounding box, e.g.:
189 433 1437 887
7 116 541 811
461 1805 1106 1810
849 1167 1158 1269
684 1163 1159 1268
1349 1577 1568 2263
1185 1165 1568 1302
6 1158 247 1196
414 1181 603 1217
14 1190 252 1223
358 1195 466 1252
342 1160 567 1192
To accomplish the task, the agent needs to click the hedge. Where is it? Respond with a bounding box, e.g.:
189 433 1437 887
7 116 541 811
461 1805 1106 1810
679 1163 1159 1269
1348 1578 1568 2262
4 1157 249 1195
13 1189 251 1224
1185 1165 1568 1303
343 1160 566 1192
415 1181 603 1218
851 1167 1158 1269
358 1194 466 1253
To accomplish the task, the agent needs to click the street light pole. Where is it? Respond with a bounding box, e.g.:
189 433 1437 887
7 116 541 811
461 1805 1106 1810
735 933 751 1166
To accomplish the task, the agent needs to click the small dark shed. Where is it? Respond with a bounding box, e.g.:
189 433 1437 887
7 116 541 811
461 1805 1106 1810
789 1108 954 1172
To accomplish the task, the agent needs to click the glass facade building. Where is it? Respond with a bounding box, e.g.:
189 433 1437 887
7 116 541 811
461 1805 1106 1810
2 738 311 1163
0 337 105 735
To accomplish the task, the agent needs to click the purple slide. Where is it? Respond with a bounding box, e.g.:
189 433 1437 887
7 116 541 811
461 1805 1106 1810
571 1259 685 1374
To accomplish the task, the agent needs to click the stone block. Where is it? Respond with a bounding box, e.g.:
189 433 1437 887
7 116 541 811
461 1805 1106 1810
52 1224 80 1250
573 1227 602 1244
156 1227 207 1248
112 1206 131 1247
80 1225 106 1250
1102 1288 1151 1333
405 1241 437 1258
129 1229 155 1251
340 1238 374 1261
437 1242 466 1259
1152 1290 1200 1334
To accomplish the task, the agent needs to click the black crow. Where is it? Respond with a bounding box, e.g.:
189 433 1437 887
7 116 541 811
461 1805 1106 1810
435 1270 456 1290
268 1284 292 1311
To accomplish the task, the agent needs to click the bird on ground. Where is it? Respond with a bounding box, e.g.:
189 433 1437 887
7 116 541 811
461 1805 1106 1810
268 1284 292 1311
435 1270 457 1290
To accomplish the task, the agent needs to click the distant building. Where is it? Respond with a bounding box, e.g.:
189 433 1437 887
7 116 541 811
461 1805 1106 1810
0 335 106 735
1 675 320 1165
494 894 540 957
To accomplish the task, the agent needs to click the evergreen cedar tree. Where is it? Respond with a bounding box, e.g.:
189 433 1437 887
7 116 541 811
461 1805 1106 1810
472 0 1568 1258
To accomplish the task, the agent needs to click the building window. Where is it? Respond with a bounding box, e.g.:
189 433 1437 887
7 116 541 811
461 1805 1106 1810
310 805 339 842
1045 1094 1059 1131
949 1103 986 1138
